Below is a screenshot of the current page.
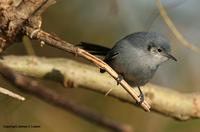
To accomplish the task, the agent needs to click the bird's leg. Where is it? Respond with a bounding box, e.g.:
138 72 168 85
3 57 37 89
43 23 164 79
136 86 144 104
116 74 123 85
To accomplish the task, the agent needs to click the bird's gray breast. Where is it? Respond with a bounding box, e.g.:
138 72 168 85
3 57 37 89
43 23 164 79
106 41 158 87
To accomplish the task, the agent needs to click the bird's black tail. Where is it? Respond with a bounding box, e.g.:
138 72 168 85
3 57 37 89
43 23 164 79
77 42 111 56
77 42 111 73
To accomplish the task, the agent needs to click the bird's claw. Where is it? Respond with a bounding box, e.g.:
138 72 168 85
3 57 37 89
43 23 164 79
136 86 144 105
136 93 144 104
116 74 123 85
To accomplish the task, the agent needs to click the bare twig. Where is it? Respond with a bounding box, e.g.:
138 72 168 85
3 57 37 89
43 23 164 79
24 26 151 112
156 0 200 53
0 63 133 132
0 86 25 101
2 55 200 120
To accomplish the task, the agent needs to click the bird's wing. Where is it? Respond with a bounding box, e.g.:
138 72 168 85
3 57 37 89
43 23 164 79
104 52 119 63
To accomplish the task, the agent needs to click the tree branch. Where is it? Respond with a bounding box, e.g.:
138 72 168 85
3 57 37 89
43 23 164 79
0 0 55 50
1 55 200 120
24 26 150 111
0 62 133 132
0 0 150 111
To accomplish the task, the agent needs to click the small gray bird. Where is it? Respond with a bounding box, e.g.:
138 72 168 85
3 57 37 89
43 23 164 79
79 32 177 103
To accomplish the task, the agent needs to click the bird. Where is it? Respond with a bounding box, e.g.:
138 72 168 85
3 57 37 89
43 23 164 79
78 32 177 103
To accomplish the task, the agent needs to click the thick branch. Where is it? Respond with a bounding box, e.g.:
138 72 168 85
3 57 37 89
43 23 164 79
1 55 200 120
0 63 133 132
0 0 55 50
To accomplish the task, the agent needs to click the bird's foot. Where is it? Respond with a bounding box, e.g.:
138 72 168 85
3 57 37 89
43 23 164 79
100 68 106 73
137 93 144 104
116 74 123 85
136 86 144 105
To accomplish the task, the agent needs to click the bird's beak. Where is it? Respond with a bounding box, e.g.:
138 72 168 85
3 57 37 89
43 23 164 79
165 53 177 62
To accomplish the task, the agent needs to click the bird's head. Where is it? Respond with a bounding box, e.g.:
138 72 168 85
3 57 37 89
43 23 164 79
145 32 177 64
126 32 177 65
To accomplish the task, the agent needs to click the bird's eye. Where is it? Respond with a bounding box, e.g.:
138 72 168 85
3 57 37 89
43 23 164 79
157 48 162 52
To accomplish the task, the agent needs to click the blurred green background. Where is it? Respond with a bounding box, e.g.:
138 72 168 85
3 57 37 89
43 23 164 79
1 0 200 132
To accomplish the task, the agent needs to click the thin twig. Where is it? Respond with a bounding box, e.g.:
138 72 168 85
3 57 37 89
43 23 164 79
0 63 133 132
0 86 25 101
156 0 200 53
24 26 151 112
